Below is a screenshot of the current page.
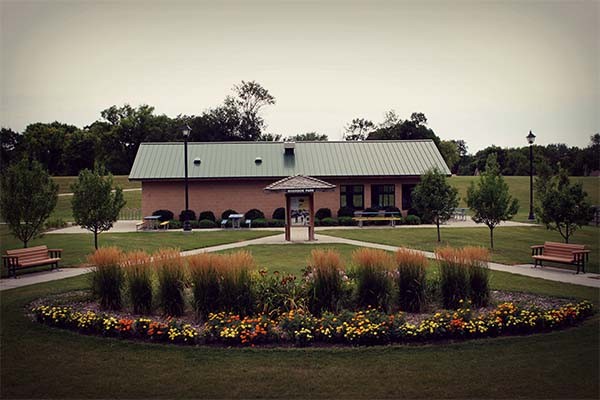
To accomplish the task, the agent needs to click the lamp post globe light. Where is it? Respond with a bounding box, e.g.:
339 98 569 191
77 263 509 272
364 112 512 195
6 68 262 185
527 130 536 221
183 125 192 232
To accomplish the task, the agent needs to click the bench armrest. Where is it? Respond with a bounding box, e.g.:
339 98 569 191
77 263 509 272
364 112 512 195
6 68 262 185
530 245 544 256
2 255 19 267
572 250 591 254
530 245 544 249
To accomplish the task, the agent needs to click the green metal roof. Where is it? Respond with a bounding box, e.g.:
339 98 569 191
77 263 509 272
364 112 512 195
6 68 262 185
128 140 450 180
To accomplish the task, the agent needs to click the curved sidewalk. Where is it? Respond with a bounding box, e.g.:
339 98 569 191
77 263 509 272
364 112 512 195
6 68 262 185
2 231 598 291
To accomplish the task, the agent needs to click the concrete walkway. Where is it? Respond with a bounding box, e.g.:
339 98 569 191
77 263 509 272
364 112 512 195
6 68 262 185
3 228 598 291
47 219 536 234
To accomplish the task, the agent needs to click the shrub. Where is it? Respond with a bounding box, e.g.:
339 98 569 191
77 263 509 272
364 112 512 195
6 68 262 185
189 220 199 229
245 208 265 220
404 215 421 225
267 219 285 227
88 247 124 311
152 209 174 222
179 209 196 223
351 248 394 311
188 253 223 319
463 247 491 307
384 206 401 215
221 209 238 220
320 217 339 226
154 249 186 317
436 247 469 309
250 218 268 228
167 219 182 229
222 251 256 315
198 219 217 229
45 218 67 229
315 208 332 220
337 206 355 218
272 207 286 220
338 216 357 226
395 249 428 313
198 211 216 222
306 249 347 315
123 250 153 315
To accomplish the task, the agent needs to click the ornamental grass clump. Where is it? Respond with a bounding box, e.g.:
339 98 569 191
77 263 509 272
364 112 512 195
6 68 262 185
88 247 124 311
351 248 394 311
463 246 491 307
220 251 255 316
188 253 223 319
307 249 347 315
154 248 186 317
436 246 469 310
123 250 153 315
395 248 428 313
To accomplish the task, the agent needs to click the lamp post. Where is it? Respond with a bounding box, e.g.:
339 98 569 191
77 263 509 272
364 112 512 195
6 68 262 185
183 125 192 232
526 130 536 221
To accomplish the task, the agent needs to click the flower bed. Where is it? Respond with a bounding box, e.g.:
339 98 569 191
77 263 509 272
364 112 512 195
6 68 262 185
30 300 594 347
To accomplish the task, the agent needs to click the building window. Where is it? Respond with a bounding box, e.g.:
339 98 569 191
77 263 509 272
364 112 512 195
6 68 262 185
340 185 364 209
371 184 395 208
401 184 416 210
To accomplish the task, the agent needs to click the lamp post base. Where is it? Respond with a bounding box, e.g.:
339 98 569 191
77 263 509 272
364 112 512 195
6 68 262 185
183 220 192 233
528 213 535 221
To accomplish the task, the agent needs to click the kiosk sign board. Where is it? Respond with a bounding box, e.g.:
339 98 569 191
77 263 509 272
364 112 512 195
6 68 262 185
290 196 310 226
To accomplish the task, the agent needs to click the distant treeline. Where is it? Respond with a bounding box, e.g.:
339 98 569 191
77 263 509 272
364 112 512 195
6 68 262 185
1 81 598 176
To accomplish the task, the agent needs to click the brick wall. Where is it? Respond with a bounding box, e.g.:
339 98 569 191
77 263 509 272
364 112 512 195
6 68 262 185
141 177 420 219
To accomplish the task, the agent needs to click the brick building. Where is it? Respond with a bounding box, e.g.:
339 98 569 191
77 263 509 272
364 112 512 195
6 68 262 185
128 140 450 219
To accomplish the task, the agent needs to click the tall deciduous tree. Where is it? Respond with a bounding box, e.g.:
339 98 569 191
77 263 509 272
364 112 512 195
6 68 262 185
344 118 374 141
438 140 460 173
535 168 592 243
0 159 58 247
71 165 126 249
466 154 519 249
412 168 459 242
285 132 328 141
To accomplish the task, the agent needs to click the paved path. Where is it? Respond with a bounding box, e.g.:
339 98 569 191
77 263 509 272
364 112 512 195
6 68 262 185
58 188 141 197
3 229 598 291
48 219 536 234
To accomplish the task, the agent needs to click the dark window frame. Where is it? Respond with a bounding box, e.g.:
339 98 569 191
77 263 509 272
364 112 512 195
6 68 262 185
340 184 364 210
371 184 395 208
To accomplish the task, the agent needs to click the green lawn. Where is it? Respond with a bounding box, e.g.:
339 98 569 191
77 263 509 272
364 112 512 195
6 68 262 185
1 243 598 398
0 227 279 277
50 189 141 222
53 175 140 194
320 225 600 273
450 176 598 222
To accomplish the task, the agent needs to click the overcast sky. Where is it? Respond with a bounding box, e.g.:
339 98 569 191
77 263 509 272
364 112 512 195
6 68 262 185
1 0 598 152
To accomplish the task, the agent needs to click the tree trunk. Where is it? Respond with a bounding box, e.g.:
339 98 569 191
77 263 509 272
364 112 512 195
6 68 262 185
94 229 98 250
489 227 494 249
436 220 441 242
23 239 28 248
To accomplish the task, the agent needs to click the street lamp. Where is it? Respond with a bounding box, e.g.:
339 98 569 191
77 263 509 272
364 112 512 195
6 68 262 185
182 125 192 232
526 130 536 221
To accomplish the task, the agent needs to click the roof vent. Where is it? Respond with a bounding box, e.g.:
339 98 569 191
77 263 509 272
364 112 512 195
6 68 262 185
255 157 262 164
193 158 201 165
284 141 295 156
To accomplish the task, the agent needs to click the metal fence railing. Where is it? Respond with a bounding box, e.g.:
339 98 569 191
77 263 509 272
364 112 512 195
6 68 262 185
119 208 142 221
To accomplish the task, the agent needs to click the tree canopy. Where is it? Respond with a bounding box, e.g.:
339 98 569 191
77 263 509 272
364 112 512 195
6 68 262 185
466 154 519 249
535 168 592 243
71 165 126 249
0 159 58 247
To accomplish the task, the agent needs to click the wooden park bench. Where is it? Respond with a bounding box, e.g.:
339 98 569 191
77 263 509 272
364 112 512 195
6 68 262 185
531 242 590 274
3 245 62 278
353 211 403 227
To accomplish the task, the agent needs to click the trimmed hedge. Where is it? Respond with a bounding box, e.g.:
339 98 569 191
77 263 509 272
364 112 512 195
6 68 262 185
153 209 174 222
320 217 339 226
337 207 355 218
179 209 197 222
315 208 332 220
245 209 265 220
221 209 238 220
198 211 216 222
272 207 285 220
199 219 217 229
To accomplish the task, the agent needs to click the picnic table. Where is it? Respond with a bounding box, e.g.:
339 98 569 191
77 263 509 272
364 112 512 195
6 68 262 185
143 215 161 230
452 208 468 221
228 214 244 229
